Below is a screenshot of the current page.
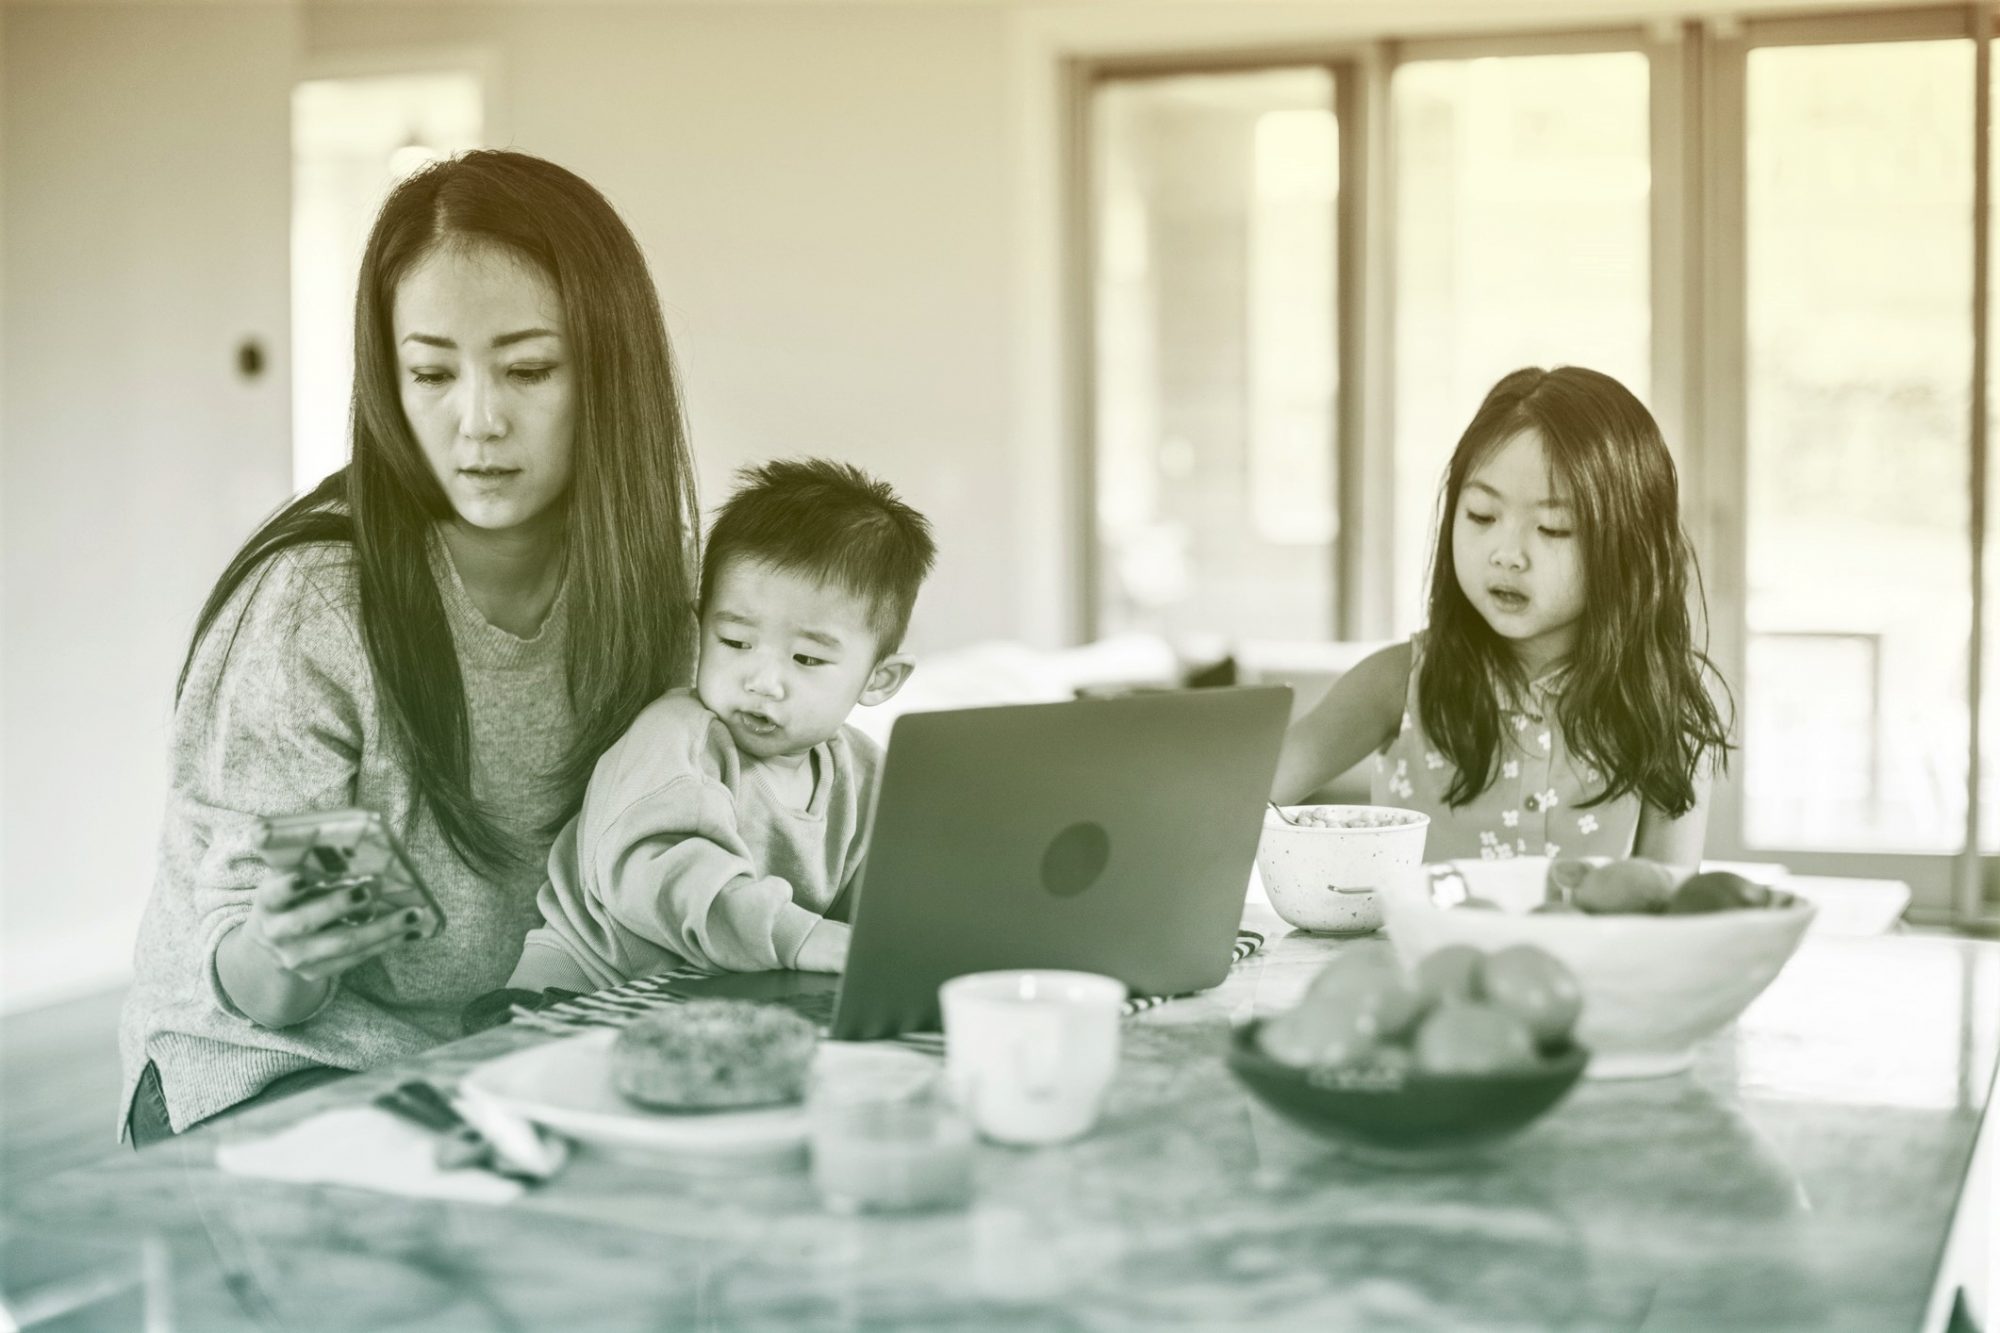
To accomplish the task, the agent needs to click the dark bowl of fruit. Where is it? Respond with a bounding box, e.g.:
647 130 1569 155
1228 947 1590 1162
1379 857 1816 1079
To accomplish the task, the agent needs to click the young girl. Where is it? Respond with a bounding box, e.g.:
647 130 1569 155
1272 366 1732 864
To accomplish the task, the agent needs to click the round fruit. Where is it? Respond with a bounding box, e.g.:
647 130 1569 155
1666 870 1771 915
1574 859 1677 914
1301 948 1397 998
1545 857 1594 901
1477 945 1583 1045
1412 1000 1539 1075
1299 952 1425 1041
1413 944 1483 1007
1257 992 1382 1068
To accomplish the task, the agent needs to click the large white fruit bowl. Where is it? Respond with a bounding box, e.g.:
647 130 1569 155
1379 857 1815 1079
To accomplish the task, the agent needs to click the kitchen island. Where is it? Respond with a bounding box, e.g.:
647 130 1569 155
8 906 1994 1332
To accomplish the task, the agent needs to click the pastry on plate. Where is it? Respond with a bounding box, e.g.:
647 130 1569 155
610 999 819 1111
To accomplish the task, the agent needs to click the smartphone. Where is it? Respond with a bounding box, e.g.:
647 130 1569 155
254 807 446 940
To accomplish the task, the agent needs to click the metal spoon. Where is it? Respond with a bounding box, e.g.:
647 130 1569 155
1267 800 1302 827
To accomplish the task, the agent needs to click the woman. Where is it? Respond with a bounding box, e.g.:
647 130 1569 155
119 151 701 1143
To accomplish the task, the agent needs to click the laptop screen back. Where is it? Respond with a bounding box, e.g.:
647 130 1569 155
827 685 1291 1039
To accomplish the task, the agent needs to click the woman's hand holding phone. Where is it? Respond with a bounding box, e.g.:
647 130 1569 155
243 868 437 979
218 872 436 1028
216 809 444 1028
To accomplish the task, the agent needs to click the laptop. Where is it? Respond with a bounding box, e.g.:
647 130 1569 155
664 685 1292 1039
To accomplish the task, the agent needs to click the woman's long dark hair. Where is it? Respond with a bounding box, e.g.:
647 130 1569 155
1420 366 1732 815
181 151 700 874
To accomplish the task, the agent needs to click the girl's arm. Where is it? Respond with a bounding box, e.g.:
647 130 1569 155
1270 641 1412 805
1632 765 1715 866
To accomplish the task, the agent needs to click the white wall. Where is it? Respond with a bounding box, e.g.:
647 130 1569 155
2 3 299 1009
306 2 1023 657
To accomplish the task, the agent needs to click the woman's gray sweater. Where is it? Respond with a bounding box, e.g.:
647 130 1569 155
117 535 574 1134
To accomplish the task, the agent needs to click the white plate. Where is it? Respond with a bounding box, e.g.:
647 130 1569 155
460 1029 936 1164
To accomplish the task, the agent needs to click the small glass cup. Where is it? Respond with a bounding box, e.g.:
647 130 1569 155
807 1064 973 1214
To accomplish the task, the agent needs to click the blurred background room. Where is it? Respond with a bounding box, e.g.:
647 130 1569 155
3 0 1996 1189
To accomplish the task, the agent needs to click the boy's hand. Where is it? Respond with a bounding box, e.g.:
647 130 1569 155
794 919 851 974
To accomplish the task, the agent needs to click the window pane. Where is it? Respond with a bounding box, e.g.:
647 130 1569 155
1391 52 1651 633
1744 40 1972 854
1090 69 1338 640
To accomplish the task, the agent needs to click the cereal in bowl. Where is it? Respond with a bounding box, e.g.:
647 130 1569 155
1287 806 1421 830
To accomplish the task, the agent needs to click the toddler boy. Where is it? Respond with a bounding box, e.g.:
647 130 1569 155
506 457 936 993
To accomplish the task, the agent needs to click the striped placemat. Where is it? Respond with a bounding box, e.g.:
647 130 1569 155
509 928 1265 1039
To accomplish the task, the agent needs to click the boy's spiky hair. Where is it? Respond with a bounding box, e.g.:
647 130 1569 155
699 457 937 654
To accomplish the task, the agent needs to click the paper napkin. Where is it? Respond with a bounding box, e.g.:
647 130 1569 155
213 1105 524 1205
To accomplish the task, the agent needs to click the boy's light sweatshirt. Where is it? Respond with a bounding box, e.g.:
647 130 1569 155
519 688 881 988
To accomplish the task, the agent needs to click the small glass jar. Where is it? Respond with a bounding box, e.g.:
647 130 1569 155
808 1065 973 1214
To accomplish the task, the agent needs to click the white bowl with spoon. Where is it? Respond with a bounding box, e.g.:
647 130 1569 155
1256 804 1430 935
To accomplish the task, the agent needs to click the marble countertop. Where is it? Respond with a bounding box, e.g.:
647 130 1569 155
10 908 1997 1332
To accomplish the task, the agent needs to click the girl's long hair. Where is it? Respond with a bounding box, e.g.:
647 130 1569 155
1420 366 1732 815
180 150 700 874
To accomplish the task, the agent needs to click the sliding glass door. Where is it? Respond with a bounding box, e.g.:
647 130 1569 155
1742 36 1973 855
1076 15 1996 922
1713 13 1993 914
